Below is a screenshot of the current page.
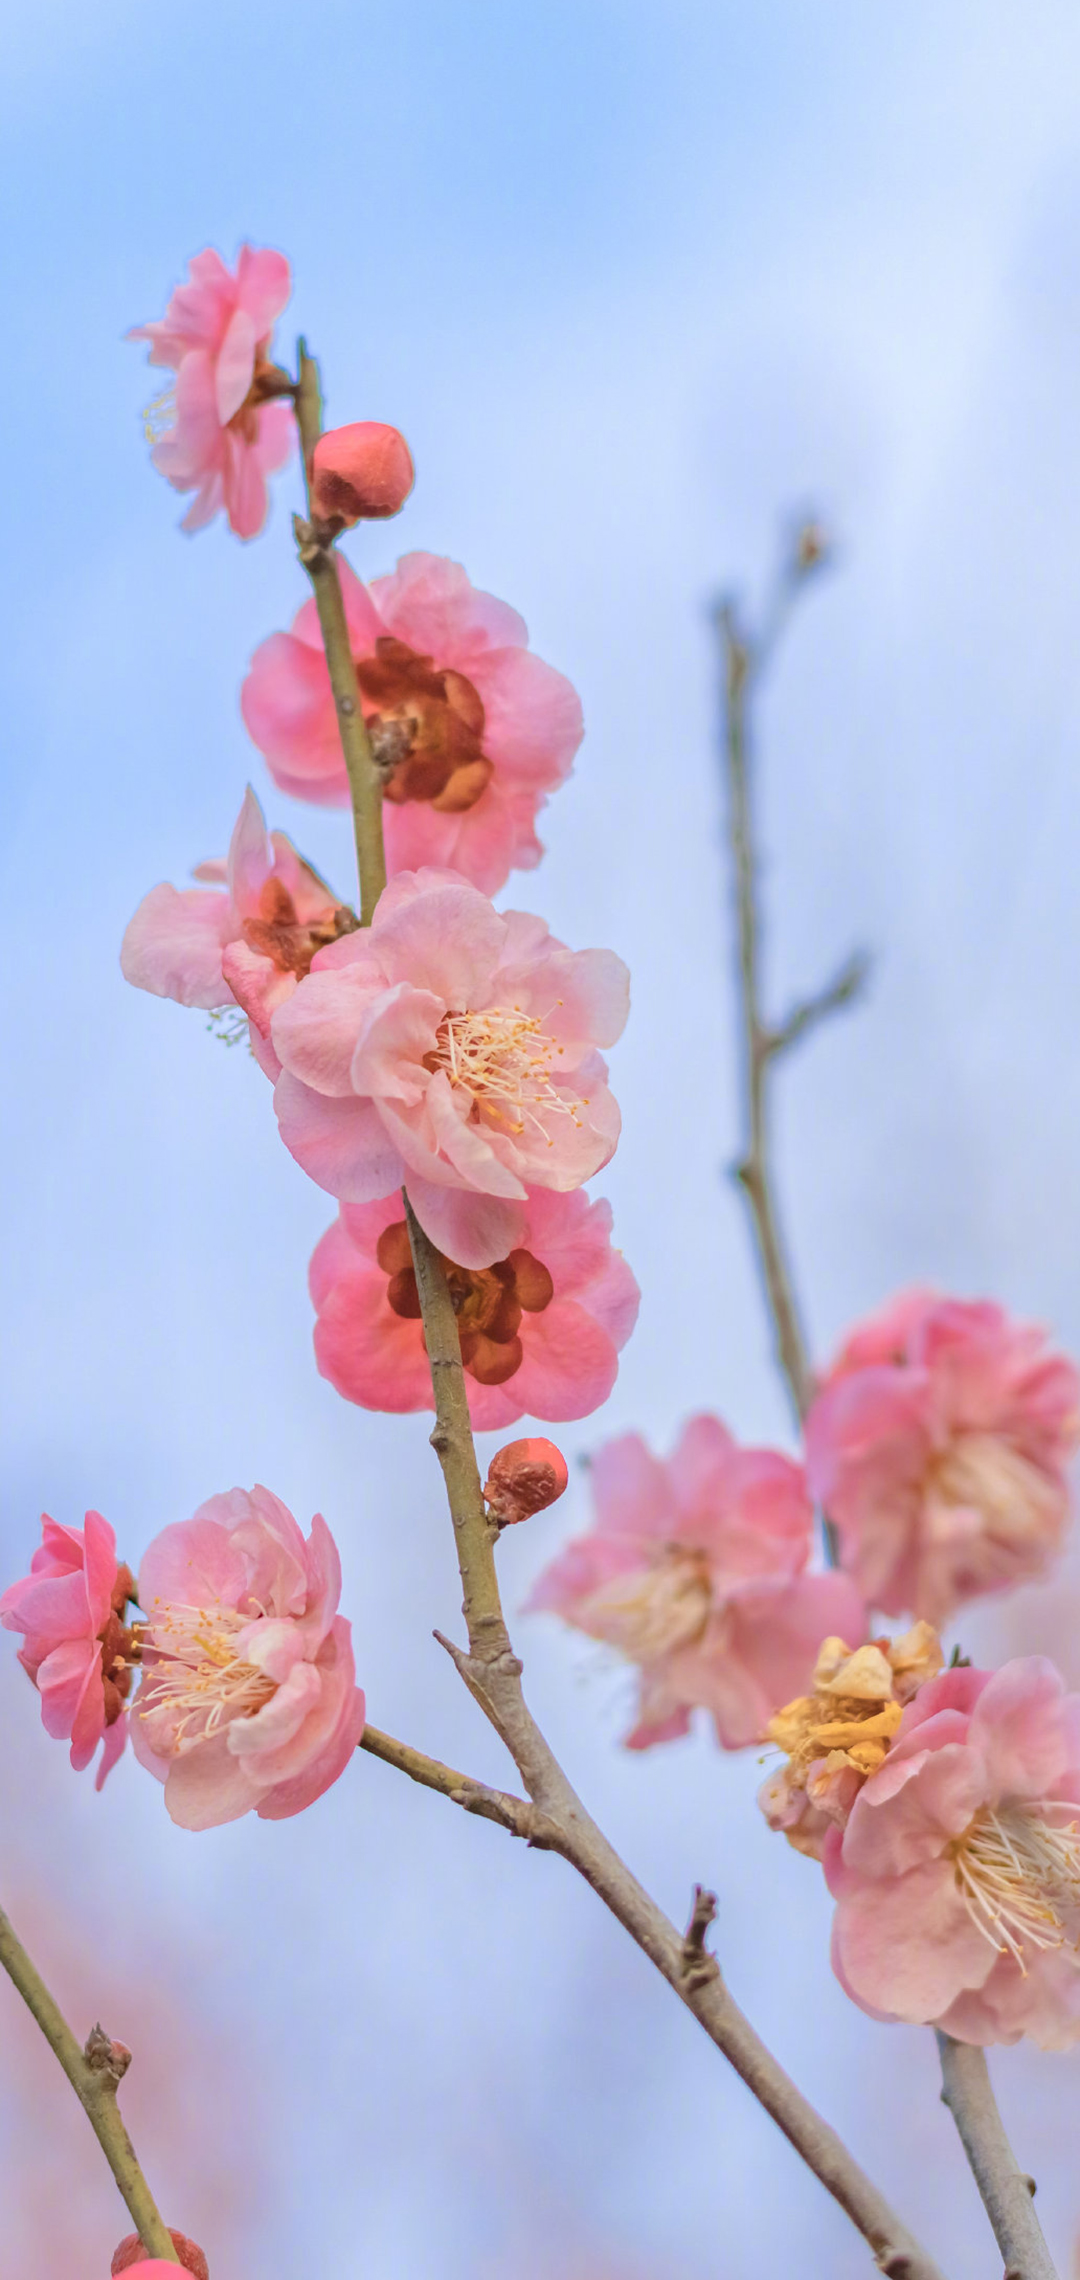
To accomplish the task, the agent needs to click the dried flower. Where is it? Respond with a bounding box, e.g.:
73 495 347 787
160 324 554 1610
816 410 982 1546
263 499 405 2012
758 1623 943 1857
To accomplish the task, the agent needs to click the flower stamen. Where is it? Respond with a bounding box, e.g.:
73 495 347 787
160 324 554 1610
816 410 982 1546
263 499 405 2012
428 1006 586 1139
950 1804 1080 1971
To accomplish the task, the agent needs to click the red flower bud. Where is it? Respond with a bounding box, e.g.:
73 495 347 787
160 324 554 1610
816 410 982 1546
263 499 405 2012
111 2231 209 2279
311 421 414 524
483 1438 569 1528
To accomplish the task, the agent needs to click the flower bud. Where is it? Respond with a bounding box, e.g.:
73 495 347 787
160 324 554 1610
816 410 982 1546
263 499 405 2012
483 1437 569 1528
311 421 414 524
111 2231 209 2278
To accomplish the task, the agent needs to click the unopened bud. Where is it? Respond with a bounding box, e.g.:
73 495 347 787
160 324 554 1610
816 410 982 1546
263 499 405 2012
311 421 415 524
483 1438 569 1528
111 2231 209 2278
793 518 829 574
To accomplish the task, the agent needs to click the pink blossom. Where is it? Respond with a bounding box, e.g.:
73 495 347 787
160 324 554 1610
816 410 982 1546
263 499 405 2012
271 867 628 1268
241 552 583 893
806 1290 1080 1624
132 1487 365 1831
826 1656 1080 2046
0 1514 136 1788
121 786 357 1045
526 1417 867 1749
310 1185 638 1427
130 245 295 538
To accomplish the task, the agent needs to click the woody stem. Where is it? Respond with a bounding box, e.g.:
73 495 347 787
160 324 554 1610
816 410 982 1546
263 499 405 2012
293 338 387 924
937 2034 1059 2280
0 1903 180 2262
305 382 949 2278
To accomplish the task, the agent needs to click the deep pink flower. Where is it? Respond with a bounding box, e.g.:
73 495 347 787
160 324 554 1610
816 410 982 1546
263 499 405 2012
130 245 295 538
311 421 415 523
241 552 583 893
310 1186 639 1427
271 867 628 1268
806 1290 1080 1624
131 1487 365 1831
826 1656 1080 2046
526 1417 867 1749
0 1515 136 1788
121 787 357 1044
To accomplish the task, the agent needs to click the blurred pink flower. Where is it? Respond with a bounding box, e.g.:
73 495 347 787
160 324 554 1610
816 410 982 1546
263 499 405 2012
132 1487 365 1831
241 552 583 893
806 1290 1080 1624
826 1655 1080 2046
526 1417 867 1748
271 867 628 1268
310 1186 639 1427
121 787 357 1044
0 1514 136 1788
130 244 295 538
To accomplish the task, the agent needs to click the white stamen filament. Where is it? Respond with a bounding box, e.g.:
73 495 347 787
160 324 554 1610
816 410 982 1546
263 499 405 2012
142 385 177 445
430 1006 587 1140
139 1600 276 1752
951 1803 1080 1972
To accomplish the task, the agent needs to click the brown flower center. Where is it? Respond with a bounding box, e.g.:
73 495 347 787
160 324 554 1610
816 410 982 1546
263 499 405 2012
356 637 493 813
98 1563 141 1728
227 348 296 446
376 1219 554 1386
240 874 359 978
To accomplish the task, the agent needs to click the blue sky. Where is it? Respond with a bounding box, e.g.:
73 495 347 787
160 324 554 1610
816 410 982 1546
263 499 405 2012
5 3 1080 2274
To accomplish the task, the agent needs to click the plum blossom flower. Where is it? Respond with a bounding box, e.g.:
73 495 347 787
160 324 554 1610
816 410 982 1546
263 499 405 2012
310 1186 639 1427
758 1624 943 1858
806 1290 1080 1625
130 244 295 538
241 552 583 894
825 1655 1080 2046
121 787 357 1048
271 867 628 1269
132 1487 365 1831
526 1417 867 1749
0 1514 137 1788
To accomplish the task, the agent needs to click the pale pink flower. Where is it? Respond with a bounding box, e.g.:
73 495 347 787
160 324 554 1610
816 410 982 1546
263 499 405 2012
121 786 357 1045
826 1656 1080 2046
806 1290 1080 1625
310 1185 638 1427
130 244 295 538
131 1487 365 1831
271 867 627 1268
241 552 583 894
0 1514 136 1788
526 1417 867 1749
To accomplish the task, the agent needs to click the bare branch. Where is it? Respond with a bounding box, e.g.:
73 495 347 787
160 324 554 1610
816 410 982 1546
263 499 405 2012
359 1721 561 1847
771 949 871 1059
937 2034 1058 2280
292 339 386 925
0 1903 180 2262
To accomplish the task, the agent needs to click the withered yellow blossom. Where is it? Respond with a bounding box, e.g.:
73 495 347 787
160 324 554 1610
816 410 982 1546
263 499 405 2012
759 1624 942 1858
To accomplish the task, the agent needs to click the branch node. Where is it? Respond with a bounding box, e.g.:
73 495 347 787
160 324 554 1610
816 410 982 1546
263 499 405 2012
83 2024 132 2087
679 1885 721 1992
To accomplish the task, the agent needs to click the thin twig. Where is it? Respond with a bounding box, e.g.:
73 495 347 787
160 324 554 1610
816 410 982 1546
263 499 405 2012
716 566 867 1568
359 1721 560 1846
303 398 948 2277
0 1905 180 2262
292 338 386 925
937 2034 1058 2280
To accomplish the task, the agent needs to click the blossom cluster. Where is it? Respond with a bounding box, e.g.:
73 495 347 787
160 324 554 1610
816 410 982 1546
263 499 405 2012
6 239 1080 2072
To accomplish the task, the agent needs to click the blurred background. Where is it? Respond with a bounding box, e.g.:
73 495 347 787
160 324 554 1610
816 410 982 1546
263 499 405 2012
4 1 1080 2272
